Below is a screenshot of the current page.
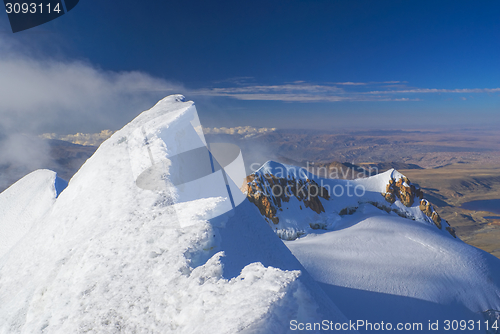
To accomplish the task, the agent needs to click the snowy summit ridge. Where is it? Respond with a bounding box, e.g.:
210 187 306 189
0 95 348 334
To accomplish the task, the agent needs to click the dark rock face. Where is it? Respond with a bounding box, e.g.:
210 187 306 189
419 199 443 230
243 173 330 224
339 206 358 216
431 211 442 229
446 226 457 238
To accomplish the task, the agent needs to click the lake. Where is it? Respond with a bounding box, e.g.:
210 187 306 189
460 199 500 215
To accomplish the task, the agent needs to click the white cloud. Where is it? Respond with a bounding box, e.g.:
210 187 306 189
193 82 421 102
40 130 115 146
366 88 500 94
192 81 499 103
0 37 184 134
203 126 276 138
0 36 188 190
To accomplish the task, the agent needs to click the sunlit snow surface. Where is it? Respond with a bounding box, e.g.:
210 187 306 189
0 170 66 258
285 210 500 332
0 95 349 334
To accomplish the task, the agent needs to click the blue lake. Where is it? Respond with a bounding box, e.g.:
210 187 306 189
460 199 500 215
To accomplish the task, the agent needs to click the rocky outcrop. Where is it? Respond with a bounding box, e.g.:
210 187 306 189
383 180 397 204
446 226 457 238
418 199 443 229
383 175 456 236
431 211 442 229
243 173 330 224
382 176 424 207
419 199 433 216
339 206 358 216
383 176 423 207
246 189 280 224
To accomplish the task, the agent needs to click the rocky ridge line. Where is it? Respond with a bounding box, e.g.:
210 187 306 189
244 168 457 239
382 175 456 237
243 173 330 224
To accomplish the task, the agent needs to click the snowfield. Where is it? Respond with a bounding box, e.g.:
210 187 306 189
0 95 499 333
0 169 66 258
285 211 500 330
251 160 500 332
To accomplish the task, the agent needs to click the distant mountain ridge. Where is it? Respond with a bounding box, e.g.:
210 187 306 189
307 161 422 180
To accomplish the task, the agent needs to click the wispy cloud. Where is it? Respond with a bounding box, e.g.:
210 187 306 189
203 84 344 94
366 88 500 94
332 81 404 86
193 81 499 103
194 82 419 102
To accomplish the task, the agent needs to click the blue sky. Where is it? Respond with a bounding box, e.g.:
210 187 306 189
0 0 499 133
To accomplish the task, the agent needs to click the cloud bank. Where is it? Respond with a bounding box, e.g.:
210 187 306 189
0 37 183 134
40 130 115 146
0 36 184 191
203 126 276 138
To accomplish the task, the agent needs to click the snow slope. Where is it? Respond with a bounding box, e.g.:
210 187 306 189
0 95 351 334
285 210 500 332
248 161 500 332
0 170 66 259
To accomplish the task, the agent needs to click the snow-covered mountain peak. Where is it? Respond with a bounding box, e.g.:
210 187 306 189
0 96 350 333
245 160 454 240
245 162 500 328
